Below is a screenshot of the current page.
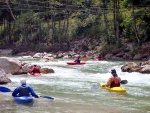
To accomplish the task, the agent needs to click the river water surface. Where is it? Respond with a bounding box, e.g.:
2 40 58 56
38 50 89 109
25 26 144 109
0 57 150 113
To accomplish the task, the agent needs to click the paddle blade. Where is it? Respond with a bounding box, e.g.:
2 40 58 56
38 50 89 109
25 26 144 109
41 96 54 100
91 85 100 90
120 80 128 84
0 86 12 92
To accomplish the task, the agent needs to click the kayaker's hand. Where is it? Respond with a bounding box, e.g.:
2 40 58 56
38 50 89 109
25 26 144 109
38 95 41 98
37 93 41 98
102 85 106 87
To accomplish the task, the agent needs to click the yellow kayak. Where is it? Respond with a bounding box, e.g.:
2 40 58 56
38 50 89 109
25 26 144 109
100 82 126 92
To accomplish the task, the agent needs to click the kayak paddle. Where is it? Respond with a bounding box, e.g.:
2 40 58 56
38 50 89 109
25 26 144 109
0 86 12 92
40 96 54 100
120 80 128 84
0 86 54 100
91 85 100 90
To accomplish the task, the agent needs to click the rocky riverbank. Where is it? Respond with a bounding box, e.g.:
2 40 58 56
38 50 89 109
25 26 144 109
1 39 149 61
0 39 150 84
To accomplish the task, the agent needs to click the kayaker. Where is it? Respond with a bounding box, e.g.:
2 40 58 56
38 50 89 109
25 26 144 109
12 79 39 98
98 53 103 59
106 69 121 88
74 56 81 63
30 65 41 75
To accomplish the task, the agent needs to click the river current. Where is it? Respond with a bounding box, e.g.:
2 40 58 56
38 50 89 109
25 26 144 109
0 57 150 113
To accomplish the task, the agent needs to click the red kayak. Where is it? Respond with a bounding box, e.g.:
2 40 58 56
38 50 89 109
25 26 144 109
94 58 104 61
67 62 86 65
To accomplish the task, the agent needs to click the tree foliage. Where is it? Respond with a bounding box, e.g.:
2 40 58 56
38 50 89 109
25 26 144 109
0 0 150 52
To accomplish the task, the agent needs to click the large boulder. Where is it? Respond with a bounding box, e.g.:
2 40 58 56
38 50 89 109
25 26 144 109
33 53 45 58
121 62 139 72
0 68 11 84
139 60 150 66
40 68 55 74
139 65 150 74
20 63 33 74
0 57 22 74
121 60 150 74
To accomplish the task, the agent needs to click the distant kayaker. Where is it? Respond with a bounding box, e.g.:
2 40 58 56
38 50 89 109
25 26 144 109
30 65 41 75
106 69 121 88
74 56 81 63
12 79 39 98
98 53 103 59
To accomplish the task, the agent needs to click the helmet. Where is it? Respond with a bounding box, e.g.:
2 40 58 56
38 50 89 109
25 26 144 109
111 69 116 73
20 79 26 84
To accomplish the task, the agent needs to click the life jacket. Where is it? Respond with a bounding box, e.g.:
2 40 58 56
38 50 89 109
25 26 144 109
19 86 30 96
110 77 120 88
32 67 40 73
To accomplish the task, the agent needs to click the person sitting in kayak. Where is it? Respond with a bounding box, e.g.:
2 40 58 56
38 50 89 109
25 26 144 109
12 79 39 98
74 56 81 63
106 69 121 88
98 53 103 60
29 65 41 75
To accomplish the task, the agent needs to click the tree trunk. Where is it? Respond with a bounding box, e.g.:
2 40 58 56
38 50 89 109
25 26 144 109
5 0 16 21
114 0 120 42
103 1 110 46
132 1 140 44
52 0 56 45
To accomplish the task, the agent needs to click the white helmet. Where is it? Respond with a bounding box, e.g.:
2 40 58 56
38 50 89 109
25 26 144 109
20 79 26 84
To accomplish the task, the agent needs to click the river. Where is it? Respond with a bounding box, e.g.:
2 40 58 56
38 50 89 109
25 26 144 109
0 57 150 113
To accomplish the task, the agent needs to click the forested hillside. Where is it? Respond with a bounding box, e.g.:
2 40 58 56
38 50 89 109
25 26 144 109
0 0 150 54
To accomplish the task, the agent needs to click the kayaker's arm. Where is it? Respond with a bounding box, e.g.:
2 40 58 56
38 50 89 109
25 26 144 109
28 86 39 98
12 87 20 97
105 78 112 87
101 82 109 87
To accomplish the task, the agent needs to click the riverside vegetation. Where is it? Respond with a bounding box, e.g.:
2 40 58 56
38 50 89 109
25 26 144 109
0 0 149 60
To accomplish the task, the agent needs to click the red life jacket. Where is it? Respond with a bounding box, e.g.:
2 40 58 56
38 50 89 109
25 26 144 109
32 67 40 73
110 77 120 88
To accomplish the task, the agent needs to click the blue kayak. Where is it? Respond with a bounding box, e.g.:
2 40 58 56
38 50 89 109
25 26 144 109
14 96 34 103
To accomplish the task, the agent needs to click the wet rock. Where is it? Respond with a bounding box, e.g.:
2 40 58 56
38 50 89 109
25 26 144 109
121 60 150 74
0 69 11 84
41 68 55 74
0 57 22 74
33 53 44 58
139 65 150 74
121 62 139 72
